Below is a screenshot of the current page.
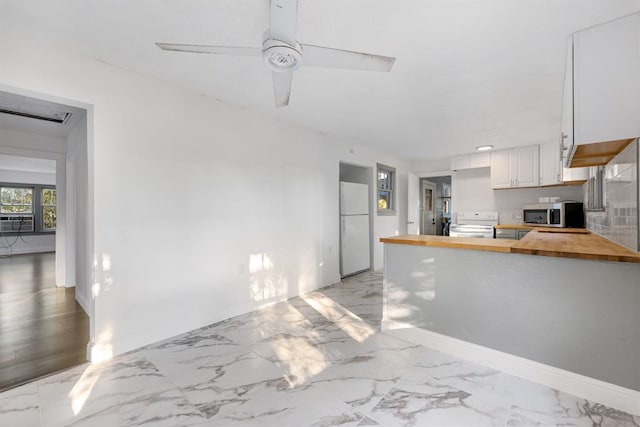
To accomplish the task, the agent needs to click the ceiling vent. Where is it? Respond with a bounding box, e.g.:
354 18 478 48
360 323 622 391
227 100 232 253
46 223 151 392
0 107 72 124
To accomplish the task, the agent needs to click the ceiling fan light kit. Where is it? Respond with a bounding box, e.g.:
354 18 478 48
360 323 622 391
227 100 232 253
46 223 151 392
156 0 395 107
262 39 302 72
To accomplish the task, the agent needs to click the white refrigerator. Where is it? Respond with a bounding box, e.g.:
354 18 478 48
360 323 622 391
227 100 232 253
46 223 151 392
340 181 371 277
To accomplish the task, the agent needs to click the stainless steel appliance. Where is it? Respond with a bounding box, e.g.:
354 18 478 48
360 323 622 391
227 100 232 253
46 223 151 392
522 202 584 228
449 211 498 238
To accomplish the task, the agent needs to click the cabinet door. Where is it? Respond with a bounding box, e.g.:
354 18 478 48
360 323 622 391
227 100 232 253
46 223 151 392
514 146 540 187
469 152 491 168
490 150 513 189
496 228 516 239
561 37 573 162
540 142 561 186
573 14 640 144
451 155 470 170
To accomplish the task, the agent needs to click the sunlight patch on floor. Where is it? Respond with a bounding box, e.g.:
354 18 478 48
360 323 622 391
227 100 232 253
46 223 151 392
302 292 375 343
69 363 102 416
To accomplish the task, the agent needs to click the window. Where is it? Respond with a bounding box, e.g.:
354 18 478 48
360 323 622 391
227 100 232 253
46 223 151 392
41 188 57 230
377 164 396 215
1 186 33 213
0 184 55 233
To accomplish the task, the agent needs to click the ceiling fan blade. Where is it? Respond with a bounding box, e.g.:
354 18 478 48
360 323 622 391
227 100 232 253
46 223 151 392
272 71 293 107
270 0 298 46
301 44 395 72
156 43 261 57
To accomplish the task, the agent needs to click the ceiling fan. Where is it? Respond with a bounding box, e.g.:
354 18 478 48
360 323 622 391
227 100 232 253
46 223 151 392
156 0 395 107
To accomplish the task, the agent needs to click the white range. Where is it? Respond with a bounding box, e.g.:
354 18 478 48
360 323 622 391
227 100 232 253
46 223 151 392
449 211 498 238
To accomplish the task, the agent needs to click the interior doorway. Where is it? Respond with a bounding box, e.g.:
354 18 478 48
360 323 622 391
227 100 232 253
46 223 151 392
419 176 452 236
0 88 91 391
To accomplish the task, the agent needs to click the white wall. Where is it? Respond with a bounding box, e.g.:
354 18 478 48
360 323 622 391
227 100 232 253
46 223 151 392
66 118 91 313
0 127 67 154
0 169 55 185
452 167 584 224
0 234 55 256
0 37 408 359
410 157 451 174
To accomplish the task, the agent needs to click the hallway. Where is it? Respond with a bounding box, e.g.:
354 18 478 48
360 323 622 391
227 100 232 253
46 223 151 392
0 252 89 391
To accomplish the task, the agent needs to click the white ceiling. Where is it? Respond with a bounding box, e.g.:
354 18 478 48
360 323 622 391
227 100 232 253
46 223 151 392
2 0 640 160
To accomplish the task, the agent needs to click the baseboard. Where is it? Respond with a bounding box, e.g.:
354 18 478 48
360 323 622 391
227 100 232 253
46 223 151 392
0 246 55 255
76 291 90 315
382 321 640 416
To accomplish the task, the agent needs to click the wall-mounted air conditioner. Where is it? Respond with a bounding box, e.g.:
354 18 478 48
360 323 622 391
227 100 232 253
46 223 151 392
0 215 34 232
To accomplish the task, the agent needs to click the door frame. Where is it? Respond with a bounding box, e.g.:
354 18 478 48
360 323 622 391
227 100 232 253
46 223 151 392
0 82 94 360
420 179 437 235
414 170 454 235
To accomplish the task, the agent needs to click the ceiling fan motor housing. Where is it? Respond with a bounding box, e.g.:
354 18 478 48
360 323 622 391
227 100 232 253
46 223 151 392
262 39 303 72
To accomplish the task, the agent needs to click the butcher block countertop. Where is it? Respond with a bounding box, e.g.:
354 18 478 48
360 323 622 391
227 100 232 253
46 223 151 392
494 224 535 230
381 228 640 263
380 235 516 253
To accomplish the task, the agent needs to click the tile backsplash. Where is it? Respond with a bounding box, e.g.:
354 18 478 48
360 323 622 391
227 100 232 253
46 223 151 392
585 140 639 251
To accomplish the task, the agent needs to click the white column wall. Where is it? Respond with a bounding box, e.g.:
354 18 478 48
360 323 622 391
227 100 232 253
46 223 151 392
66 118 92 313
0 37 408 358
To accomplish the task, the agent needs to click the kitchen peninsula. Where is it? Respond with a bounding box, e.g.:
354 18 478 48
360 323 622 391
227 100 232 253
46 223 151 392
381 228 640 263
380 229 640 414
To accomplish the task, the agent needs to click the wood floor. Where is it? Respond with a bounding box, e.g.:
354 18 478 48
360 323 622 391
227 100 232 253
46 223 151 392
0 252 89 392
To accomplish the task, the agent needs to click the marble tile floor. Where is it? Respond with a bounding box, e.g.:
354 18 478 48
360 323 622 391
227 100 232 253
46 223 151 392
1 270 638 426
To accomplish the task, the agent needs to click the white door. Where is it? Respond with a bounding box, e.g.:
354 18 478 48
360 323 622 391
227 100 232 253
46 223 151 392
407 173 419 235
421 180 437 235
341 215 370 276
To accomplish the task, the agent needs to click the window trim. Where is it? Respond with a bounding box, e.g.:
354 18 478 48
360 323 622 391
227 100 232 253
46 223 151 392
377 163 397 216
40 186 57 231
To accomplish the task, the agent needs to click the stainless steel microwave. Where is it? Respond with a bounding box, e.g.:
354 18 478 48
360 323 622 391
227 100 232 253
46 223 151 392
522 202 584 228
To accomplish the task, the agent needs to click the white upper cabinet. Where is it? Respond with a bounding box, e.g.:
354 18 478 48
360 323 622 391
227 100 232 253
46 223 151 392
573 13 640 145
450 152 490 170
469 152 491 169
540 142 562 186
540 140 589 185
450 155 470 170
491 146 539 189
514 145 540 187
490 150 513 188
